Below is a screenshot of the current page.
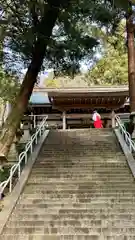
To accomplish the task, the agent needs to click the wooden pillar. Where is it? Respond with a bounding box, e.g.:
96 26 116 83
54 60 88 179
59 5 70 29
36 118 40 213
62 111 66 130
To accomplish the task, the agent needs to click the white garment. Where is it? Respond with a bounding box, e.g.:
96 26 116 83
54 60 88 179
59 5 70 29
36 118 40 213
92 112 101 121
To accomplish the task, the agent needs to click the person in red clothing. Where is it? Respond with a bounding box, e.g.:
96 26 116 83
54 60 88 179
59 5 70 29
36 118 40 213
92 110 103 128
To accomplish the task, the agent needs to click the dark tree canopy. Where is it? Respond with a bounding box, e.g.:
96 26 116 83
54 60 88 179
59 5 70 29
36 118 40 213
0 0 126 75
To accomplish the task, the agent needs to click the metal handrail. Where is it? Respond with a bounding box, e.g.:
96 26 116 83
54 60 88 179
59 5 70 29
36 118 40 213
23 114 48 128
0 116 48 198
114 114 135 153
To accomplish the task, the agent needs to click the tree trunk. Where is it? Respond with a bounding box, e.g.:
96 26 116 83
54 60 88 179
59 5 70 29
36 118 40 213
0 4 60 163
0 102 6 127
126 11 135 112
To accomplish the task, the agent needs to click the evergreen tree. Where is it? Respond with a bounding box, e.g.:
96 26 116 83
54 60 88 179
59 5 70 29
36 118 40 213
86 21 128 85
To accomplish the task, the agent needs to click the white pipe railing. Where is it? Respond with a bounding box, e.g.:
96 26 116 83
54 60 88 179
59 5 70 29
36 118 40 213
114 114 135 153
23 114 48 129
0 116 48 198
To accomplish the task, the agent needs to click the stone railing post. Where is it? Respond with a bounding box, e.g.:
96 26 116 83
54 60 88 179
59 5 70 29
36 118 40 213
111 111 115 128
62 111 66 130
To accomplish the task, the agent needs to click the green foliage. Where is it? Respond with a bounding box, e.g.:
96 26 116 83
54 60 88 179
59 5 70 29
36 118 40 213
44 71 93 88
46 79 59 88
0 70 20 103
1 0 124 74
112 0 129 10
86 20 128 85
0 36 19 104
0 166 9 182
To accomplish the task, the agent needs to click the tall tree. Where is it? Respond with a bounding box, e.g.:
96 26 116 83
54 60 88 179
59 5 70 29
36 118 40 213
113 0 135 112
126 2 135 112
86 21 128 85
0 0 62 161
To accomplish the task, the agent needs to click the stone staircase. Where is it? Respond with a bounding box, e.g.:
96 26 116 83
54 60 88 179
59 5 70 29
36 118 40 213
1 129 135 240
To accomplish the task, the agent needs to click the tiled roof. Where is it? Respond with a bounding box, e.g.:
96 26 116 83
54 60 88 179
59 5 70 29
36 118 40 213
29 92 50 104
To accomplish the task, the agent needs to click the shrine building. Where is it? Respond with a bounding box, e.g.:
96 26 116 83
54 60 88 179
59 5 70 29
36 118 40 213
23 86 129 129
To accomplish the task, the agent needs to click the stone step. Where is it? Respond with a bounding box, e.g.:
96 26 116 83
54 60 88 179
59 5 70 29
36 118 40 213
0 234 101 240
28 174 132 178
2 235 135 240
27 175 131 179
44 142 119 144
1 234 125 240
12 208 135 215
42 153 123 156
31 168 130 173
29 174 130 178
43 142 118 145
14 203 135 211
17 198 135 205
34 165 126 169
28 173 132 178
40 155 124 159
32 162 127 166
23 188 135 195
44 137 116 140
18 192 135 200
33 163 126 167
30 169 131 173
42 148 122 151
33 163 127 167
9 213 135 221
27 174 132 180
43 141 119 144
42 145 121 148
3 226 135 235
18 205 135 214
34 157 125 161
43 144 121 147
29 168 130 173
42 149 122 153
40 154 123 157
25 181 133 186
44 142 118 145
29 172 131 177
22 190 135 195
31 168 129 173
45 135 115 138
48 132 114 137
43 145 118 148
46 140 115 143
44 139 117 142
27 179 133 184
48 139 115 142
34 159 126 164
41 156 124 159
49 134 114 138
26 177 133 182
20 192 135 199
6 219 135 228
24 182 135 189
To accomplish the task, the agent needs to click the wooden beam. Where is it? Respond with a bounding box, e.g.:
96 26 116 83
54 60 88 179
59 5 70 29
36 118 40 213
52 103 124 110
